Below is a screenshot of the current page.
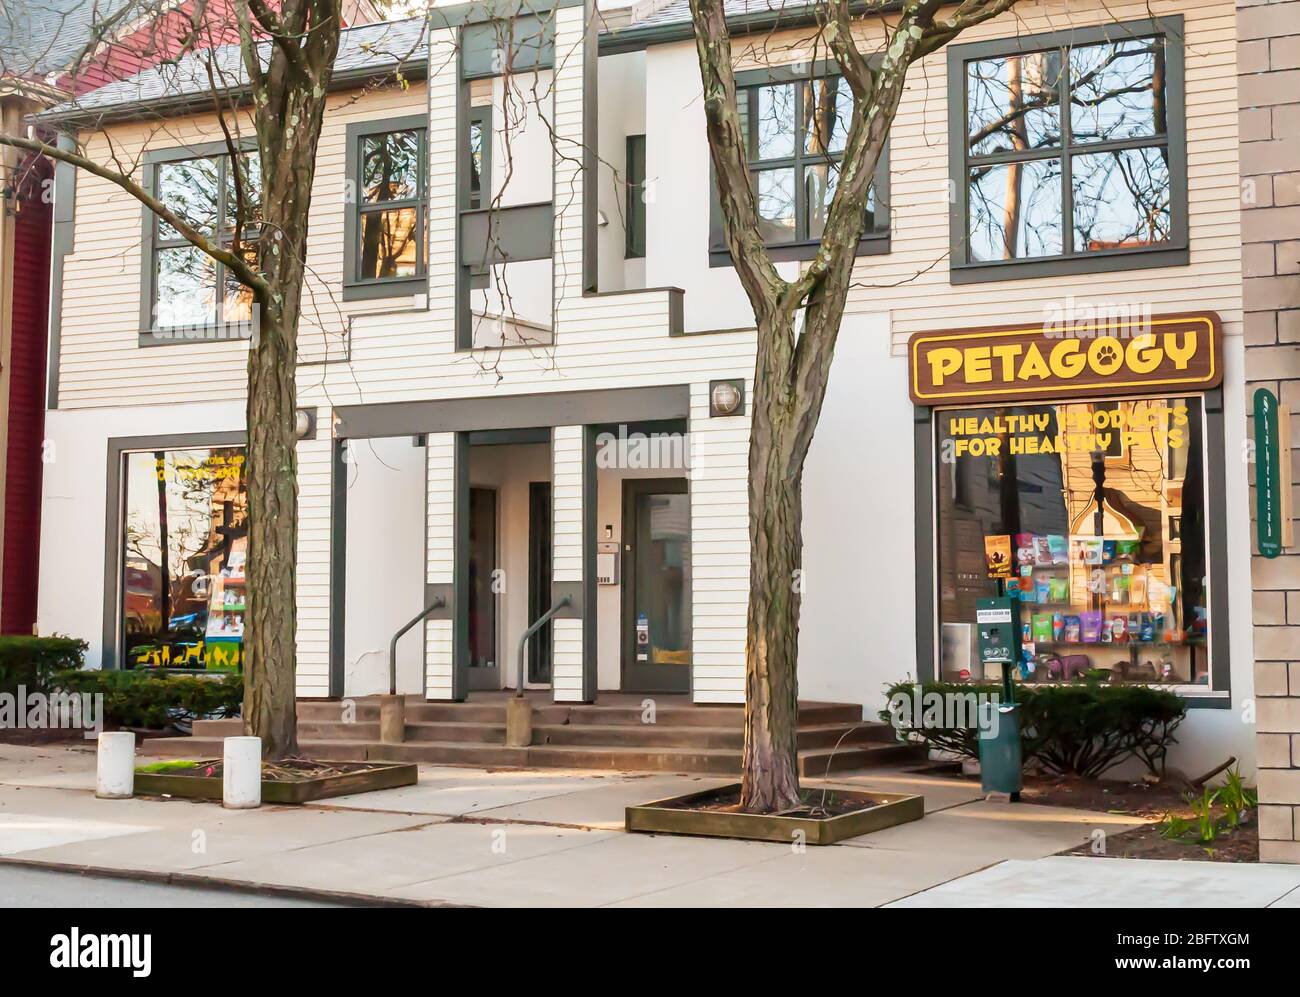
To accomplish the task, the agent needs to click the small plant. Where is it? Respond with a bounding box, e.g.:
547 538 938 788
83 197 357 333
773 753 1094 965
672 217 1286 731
1157 768 1257 846
881 678 1186 777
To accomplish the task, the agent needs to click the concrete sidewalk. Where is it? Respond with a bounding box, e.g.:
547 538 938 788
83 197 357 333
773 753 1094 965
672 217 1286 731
0 743 1292 907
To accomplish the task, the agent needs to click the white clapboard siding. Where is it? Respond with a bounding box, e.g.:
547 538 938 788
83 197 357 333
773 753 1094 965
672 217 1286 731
425 432 455 700
688 382 749 703
551 424 585 701
553 3 587 309
295 425 332 698
57 84 428 409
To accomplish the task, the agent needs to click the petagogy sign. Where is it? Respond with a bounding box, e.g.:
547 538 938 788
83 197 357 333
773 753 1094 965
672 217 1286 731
907 311 1222 406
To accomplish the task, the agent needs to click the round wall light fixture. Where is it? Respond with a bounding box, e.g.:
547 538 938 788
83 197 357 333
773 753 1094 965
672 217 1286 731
709 379 744 418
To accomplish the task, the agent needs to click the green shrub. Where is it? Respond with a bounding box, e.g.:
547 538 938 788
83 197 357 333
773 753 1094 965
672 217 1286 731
0 636 88 694
881 679 1186 778
52 669 242 730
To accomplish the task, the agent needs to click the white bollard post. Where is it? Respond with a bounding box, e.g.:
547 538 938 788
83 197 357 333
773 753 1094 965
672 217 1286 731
95 731 136 799
223 736 262 809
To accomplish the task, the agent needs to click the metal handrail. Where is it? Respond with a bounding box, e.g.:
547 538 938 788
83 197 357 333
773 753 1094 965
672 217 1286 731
516 596 571 697
389 595 446 695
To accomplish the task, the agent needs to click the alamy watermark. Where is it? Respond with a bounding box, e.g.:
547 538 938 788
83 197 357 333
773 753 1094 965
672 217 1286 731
0 686 103 739
594 424 691 470
885 684 1004 740
1042 296 1152 340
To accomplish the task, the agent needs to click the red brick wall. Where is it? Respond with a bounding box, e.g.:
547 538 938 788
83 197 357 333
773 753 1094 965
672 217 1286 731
2 158 52 635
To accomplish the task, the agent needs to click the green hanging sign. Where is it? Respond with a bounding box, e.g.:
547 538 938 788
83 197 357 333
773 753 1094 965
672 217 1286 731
1254 387 1288 558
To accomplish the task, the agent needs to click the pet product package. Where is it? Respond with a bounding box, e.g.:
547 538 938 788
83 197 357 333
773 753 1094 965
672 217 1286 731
984 535 1013 578
1080 610 1104 643
1047 534 1068 565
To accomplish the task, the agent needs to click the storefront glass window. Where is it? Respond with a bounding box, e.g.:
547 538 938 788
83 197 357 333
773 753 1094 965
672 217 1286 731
935 397 1209 687
120 447 247 671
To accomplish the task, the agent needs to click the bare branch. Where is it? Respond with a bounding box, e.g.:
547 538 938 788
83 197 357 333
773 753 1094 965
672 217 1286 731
0 131 270 301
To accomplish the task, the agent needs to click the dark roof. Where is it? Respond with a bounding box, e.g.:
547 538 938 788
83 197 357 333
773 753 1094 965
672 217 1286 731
0 0 155 80
36 15 427 122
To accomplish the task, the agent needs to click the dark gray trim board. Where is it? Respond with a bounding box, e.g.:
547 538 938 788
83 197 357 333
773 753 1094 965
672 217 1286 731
343 114 429 302
452 431 471 700
334 384 691 439
101 431 246 671
45 135 77 410
329 438 348 698
581 423 598 702
914 388 1231 704
913 406 936 684
946 15 1189 284
582 0 598 296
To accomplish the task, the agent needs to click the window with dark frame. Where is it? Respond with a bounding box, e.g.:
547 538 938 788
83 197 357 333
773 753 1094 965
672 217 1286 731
150 152 261 332
933 395 1212 689
625 134 646 259
951 18 1186 280
710 65 890 265
467 106 492 211
355 126 427 284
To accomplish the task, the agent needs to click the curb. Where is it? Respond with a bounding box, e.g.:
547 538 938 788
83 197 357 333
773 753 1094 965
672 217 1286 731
0 855 469 908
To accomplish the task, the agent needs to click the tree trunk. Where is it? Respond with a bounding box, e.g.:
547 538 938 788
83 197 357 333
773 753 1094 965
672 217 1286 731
239 5 340 758
740 316 804 813
242 308 301 758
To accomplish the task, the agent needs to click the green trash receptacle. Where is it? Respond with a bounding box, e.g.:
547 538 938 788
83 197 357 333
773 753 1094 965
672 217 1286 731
978 700 1022 799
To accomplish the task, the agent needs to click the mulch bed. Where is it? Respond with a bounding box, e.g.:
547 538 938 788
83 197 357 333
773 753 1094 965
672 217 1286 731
140 757 386 782
656 785 886 819
1021 774 1258 863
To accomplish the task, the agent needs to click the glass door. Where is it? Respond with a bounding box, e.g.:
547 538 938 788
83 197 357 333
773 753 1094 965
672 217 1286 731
621 479 691 693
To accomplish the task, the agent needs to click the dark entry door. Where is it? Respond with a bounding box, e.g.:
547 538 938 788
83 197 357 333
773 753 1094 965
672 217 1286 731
527 481 553 685
621 478 690 693
467 486 499 691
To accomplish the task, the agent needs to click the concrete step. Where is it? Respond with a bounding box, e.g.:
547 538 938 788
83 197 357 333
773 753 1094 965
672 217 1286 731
140 732 920 776
798 742 923 777
403 721 506 744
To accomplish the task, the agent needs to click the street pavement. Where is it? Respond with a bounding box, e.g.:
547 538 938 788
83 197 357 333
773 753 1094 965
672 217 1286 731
0 742 1294 908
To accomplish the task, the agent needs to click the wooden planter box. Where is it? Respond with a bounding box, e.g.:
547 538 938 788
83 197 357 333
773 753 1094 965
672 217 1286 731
134 760 417 804
626 784 924 845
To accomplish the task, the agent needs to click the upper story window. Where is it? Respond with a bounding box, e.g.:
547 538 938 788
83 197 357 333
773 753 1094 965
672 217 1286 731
467 106 492 210
625 134 646 259
344 115 428 301
145 148 261 341
948 16 1187 283
710 63 890 266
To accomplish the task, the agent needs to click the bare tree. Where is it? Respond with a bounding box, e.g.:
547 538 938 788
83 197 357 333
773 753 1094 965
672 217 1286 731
0 0 354 758
688 0 1026 812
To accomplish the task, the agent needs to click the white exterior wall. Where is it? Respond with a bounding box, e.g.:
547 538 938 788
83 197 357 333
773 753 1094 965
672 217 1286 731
343 436 426 696
37 401 245 668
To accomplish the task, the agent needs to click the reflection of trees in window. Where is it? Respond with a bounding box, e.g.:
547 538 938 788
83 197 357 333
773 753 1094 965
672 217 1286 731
963 35 1171 264
153 154 261 328
122 449 248 667
732 72 882 246
357 129 426 281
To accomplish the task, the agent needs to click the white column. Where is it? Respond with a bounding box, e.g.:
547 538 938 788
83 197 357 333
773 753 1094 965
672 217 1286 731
688 382 750 703
551 425 584 702
294 414 332 698
551 1 588 314
425 432 456 700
